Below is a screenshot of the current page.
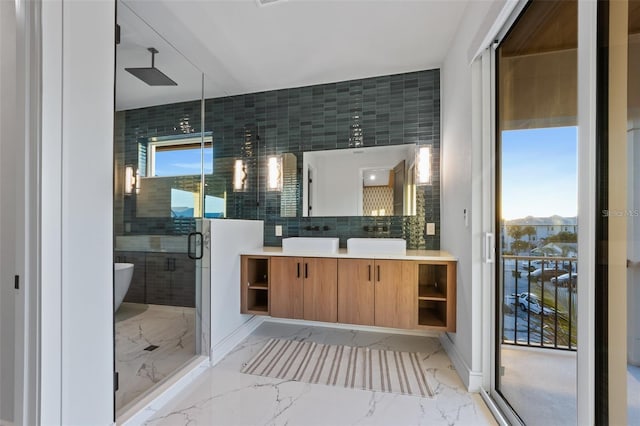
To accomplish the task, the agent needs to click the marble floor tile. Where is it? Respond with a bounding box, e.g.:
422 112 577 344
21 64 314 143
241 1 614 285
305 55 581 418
116 303 197 413
143 322 496 426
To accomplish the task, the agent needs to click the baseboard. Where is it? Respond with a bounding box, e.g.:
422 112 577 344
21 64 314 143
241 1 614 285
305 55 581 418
118 356 209 426
264 317 442 338
0 419 14 426
439 332 483 392
210 315 266 366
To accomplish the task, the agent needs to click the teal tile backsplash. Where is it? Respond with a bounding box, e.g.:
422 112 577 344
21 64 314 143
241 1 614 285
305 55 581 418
118 69 440 250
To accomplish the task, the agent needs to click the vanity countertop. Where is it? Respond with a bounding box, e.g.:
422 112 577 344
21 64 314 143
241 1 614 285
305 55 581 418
241 246 457 262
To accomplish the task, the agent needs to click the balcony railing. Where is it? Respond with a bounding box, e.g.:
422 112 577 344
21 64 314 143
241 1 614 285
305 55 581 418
501 255 577 351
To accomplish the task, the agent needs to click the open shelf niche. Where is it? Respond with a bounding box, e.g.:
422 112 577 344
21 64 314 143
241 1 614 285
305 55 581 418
241 256 270 314
417 262 454 330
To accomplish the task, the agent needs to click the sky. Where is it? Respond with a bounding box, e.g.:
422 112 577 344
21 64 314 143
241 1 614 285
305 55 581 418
154 147 213 176
161 149 222 217
501 126 577 220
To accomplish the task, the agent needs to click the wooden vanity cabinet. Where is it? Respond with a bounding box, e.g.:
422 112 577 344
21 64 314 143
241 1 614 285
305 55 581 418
270 256 338 322
270 256 303 319
338 259 415 329
373 260 416 329
337 259 375 325
302 258 338 322
242 253 456 332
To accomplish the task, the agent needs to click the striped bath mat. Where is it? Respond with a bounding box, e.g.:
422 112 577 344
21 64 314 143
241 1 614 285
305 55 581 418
241 338 434 398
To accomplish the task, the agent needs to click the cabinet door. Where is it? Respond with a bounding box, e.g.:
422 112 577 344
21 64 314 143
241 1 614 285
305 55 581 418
270 256 304 319
303 257 338 323
145 254 172 306
338 258 374 325
374 260 416 329
171 254 196 308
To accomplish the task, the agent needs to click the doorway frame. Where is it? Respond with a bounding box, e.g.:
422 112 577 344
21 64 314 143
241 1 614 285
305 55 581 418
477 1 599 424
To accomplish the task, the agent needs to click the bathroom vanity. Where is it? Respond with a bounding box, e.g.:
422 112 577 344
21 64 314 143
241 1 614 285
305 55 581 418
240 247 457 332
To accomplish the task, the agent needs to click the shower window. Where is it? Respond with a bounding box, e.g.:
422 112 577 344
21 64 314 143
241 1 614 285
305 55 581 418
147 135 213 177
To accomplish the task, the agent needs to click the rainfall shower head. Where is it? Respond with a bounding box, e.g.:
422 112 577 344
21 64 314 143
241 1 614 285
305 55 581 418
125 47 177 86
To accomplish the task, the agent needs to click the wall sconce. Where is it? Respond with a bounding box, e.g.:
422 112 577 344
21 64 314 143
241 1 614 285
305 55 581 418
416 145 432 185
124 165 137 195
233 159 247 192
267 155 282 191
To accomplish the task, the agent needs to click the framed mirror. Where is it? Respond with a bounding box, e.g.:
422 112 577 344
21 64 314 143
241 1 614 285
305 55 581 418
302 144 418 217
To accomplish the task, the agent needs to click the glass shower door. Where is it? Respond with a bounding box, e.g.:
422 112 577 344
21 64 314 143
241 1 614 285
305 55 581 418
114 0 209 415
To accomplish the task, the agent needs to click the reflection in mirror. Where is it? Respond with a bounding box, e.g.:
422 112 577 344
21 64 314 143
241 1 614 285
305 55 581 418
303 144 416 217
281 153 297 218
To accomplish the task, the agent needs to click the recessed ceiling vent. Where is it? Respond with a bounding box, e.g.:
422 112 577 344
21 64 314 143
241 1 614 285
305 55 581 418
256 0 285 6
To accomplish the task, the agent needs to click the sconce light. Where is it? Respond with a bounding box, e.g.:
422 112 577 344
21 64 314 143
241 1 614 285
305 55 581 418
416 145 432 185
267 155 282 191
125 165 137 195
233 159 247 192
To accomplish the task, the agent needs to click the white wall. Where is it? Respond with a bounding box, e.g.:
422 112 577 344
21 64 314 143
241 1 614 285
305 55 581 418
440 0 501 390
40 1 115 424
209 220 263 355
0 0 17 421
314 154 360 216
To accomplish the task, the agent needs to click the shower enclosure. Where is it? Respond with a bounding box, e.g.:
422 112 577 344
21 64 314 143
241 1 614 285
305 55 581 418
113 1 211 415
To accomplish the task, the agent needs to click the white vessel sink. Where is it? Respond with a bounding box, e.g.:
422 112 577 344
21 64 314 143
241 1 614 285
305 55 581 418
347 238 406 255
282 237 340 254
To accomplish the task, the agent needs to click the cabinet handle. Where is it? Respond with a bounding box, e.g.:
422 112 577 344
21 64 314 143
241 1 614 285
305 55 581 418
166 258 170 271
377 265 380 282
297 262 300 278
368 265 371 281
305 263 308 279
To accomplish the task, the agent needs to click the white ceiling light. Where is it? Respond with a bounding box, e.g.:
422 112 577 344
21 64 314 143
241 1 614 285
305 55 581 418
363 169 390 187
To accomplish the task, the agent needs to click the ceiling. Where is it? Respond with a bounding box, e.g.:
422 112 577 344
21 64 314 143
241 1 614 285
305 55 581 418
116 0 469 111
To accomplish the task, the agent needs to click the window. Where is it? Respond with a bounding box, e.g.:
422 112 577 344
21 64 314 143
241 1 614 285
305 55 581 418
147 135 213 177
170 189 226 218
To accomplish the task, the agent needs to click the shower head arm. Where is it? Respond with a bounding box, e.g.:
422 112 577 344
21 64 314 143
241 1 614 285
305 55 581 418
148 47 159 68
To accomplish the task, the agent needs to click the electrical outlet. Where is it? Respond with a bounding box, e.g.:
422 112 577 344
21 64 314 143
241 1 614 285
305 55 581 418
426 223 435 235
275 225 282 237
